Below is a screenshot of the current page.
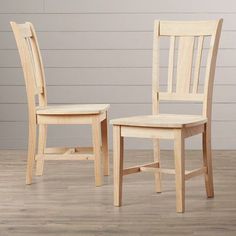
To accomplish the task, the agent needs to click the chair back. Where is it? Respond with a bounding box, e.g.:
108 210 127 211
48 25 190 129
11 22 47 116
152 20 223 119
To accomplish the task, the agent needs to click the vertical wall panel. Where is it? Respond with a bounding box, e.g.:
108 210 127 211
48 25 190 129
0 0 235 149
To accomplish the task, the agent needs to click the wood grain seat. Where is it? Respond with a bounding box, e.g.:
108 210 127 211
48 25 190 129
111 114 207 128
36 104 110 115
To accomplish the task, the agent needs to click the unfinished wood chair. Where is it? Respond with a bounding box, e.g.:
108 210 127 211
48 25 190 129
11 21 109 186
111 20 223 212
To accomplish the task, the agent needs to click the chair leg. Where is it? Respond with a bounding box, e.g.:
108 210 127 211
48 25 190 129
101 113 109 176
35 124 47 176
174 129 185 213
113 125 124 207
92 116 103 187
202 124 214 198
153 139 161 193
26 122 37 185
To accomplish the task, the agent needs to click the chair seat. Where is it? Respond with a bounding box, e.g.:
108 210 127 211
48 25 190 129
110 114 207 128
36 104 110 115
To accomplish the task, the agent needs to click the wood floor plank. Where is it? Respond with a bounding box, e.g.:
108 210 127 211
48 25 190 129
0 150 235 235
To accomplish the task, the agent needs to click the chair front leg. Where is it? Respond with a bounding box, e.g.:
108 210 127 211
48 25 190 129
101 112 109 176
174 129 185 213
113 125 124 207
36 124 47 176
26 121 37 185
202 123 214 198
92 116 103 187
153 139 161 193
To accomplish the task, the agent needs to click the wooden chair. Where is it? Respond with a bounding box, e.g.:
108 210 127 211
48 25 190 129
11 22 109 186
111 20 223 212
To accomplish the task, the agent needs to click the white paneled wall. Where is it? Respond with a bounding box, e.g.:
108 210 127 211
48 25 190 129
0 0 234 149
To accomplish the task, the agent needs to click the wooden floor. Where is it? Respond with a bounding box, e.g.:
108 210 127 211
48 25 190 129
0 150 235 236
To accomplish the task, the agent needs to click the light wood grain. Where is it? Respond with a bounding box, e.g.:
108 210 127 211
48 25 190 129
123 161 159 175
35 124 47 176
176 36 194 93
193 36 204 93
92 116 103 187
153 139 161 193
167 36 175 93
174 129 185 213
101 112 109 176
111 114 207 128
36 104 110 115
11 21 110 186
0 150 236 235
113 125 124 207
202 123 214 197
36 154 94 161
185 167 207 181
160 20 220 36
111 20 223 212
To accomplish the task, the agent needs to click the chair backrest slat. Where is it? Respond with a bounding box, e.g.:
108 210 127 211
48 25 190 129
152 20 223 119
167 36 175 93
192 36 204 93
11 22 47 110
176 36 195 94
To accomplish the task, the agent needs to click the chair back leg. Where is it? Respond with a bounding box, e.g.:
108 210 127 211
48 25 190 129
202 124 214 197
26 122 37 185
36 124 47 176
